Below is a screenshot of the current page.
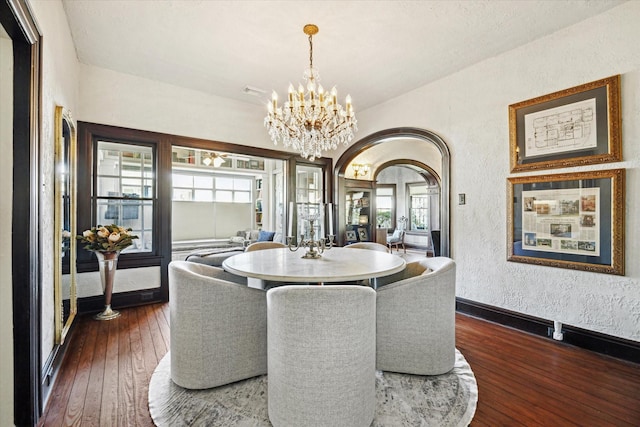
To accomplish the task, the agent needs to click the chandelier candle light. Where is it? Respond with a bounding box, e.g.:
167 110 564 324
265 24 357 161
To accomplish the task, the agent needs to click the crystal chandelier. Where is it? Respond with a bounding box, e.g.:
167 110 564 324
264 24 357 161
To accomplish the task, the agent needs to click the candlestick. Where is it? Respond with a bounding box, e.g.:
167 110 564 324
287 217 334 259
288 202 294 237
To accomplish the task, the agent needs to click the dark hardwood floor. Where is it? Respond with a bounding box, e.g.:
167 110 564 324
39 304 169 427
39 303 640 426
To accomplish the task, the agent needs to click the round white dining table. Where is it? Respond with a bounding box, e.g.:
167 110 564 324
222 246 406 288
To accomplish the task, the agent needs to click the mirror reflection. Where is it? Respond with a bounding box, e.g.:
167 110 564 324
55 106 77 344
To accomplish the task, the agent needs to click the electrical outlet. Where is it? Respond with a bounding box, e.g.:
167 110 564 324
458 193 466 205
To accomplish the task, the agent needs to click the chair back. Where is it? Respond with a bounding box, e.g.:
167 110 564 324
178 259 247 284
169 261 266 389
376 256 456 375
245 241 286 252
346 241 389 252
267 285 376 427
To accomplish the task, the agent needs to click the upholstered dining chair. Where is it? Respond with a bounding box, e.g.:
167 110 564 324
346 241 390 252
386 229 406 253
244 241 288 288
375 257 456 375
245 241 286 252
342 242 392 286
168 261 267 389
267 285 376 427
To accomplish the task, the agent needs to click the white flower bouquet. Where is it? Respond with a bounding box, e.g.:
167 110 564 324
77 224 138 253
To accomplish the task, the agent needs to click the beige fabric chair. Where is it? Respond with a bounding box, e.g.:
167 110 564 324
168 261 267 389
245 241 286 252
244 241 288 288
346 241 389 252
376 257 456 375
344 241 392 287
267 285 376 427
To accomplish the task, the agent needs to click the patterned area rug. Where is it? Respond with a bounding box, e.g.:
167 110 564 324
148 349 478 426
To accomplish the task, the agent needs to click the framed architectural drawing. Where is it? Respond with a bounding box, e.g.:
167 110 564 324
357 227 369 241
507 169 624 275
509 75 621 172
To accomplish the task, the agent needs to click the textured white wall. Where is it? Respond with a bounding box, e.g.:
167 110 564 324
343 2 640 341
78 64 285 153
29 0 80 380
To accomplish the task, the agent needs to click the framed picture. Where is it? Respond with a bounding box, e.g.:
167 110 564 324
509 75 621 172
346 230 357 241
357 227 369 241
507 169 624 275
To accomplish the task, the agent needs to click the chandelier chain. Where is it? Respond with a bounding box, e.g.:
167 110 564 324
308 33 313 71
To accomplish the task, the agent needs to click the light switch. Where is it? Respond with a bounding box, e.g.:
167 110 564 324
458 193 466 205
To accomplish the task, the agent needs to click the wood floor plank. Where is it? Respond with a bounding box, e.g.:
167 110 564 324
38 316 88 427
40 304 640 426
62 313 99 426
465 353 622 426
129 305 154 426
99 314 120 426
457 314 640 426
459 324 640 402
79 316 109 426
456 318 640 425
117 309 136 426
153 302 170 350
138 304 161 377
144 303 167 362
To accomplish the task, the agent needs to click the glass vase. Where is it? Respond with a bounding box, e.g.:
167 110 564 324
94 251 121 320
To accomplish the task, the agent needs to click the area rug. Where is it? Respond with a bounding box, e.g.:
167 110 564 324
148 349 478 426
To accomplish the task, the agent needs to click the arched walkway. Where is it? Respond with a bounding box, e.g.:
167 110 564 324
334 127 450 256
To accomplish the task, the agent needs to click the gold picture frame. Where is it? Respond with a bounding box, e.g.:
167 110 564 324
507 169 624 275
509 75 621 172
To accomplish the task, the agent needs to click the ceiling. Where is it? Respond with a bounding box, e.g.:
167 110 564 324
61 0 625 112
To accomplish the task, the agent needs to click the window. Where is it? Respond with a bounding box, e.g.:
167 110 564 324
96 141 155 253
408 183 429 231
376 185 395 228
171 173 252 203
